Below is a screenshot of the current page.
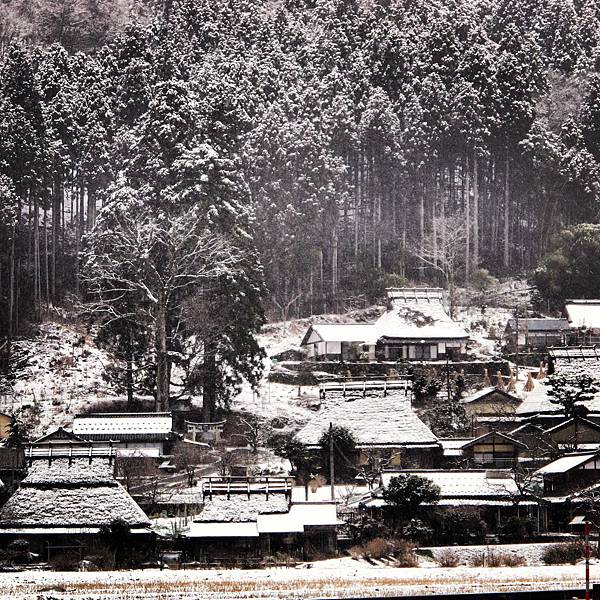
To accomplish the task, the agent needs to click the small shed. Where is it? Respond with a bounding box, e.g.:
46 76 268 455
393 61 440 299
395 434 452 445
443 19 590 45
301 324 376 361
535 452 600 496
504 318 569 349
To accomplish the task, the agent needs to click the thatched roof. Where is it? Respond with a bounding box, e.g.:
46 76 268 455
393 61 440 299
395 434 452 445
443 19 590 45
0 459 149 530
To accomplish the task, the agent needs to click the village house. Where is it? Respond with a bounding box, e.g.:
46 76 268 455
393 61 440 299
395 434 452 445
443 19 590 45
301 287 469 363
72 412 178 457
535 452 600 497
295 395 441 468
301 323 377 362
565 300 600 343
0 458 152 563
172 477 339 563
354 469 544 533
504 317 569 350
459 431 527 468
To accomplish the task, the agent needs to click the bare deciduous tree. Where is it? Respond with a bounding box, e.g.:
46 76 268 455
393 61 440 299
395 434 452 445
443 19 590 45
82 200 243 411
411 214 467 317
172 440 208 487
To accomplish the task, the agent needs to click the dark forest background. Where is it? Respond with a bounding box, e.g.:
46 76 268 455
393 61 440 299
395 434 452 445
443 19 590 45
2 0 600 337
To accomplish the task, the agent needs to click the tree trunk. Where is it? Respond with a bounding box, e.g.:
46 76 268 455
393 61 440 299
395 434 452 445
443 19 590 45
202 339 218 422
473 153 479 271
464 154 470 282
155 300 169 412
504 150 510 268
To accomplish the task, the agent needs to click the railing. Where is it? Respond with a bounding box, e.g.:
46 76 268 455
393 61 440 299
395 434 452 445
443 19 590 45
201 476 294 500
319 375 413 399
548 346 600 361
25 443 116 464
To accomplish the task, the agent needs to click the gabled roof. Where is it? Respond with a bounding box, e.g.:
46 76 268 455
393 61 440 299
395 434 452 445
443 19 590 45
460 431 527 450
375 288 468 341
73 412 173 442
195 495 289 523
462 387 521 405
509 422 545 436
545 417 600 436
0 459 149 530
296 396 438 447
535 452 600 475
300 323 377 346
33 427 85 445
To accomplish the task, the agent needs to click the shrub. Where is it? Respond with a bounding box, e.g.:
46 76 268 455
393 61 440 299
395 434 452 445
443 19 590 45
499 516 535 543
390 539 418 567
49 553 79 571
362 537 391 560
7 539 31 565
436 509 486 545
437 548 460 567
542 542 584 565
470 549 526 567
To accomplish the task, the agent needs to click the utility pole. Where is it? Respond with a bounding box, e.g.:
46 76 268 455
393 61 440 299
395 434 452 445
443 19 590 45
446 354 451 402
515 309 519 380
329 422 335 502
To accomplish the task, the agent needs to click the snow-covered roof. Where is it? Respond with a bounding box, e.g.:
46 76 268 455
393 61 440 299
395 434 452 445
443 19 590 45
73 412 173 441
196 495 289 523
301 323 377 345
506 318 569 332
461 431 527 450
380 470 518 498
545 417 600 435
535 453 600 475
375 288 468 341
0 459 149 530
439 439 472 456
566 300 600 329
186 522 259 538
462 387 520 404
296 396 438 447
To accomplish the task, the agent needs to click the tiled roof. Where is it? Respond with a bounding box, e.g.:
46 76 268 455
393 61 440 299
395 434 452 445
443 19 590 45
73 412 173 441
295 395 438 446
506 318 569 332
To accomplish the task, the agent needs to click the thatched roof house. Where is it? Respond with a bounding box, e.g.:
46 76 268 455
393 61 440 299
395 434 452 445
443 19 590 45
0 459 150 539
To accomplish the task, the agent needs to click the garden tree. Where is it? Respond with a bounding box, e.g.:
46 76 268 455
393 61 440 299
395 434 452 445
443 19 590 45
114 453 155 493
81 194 243 411
99 518 132 568
5 414 28 448
381 474 440 523
233 414 271 454
269 431 314 481
172 440 207 487
546 373 598 418
318 425 357 484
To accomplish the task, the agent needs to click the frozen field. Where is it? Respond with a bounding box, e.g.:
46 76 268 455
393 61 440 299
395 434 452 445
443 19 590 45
1 556 596 599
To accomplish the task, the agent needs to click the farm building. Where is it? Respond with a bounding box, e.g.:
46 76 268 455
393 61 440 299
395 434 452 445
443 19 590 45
301 324 377 361
301 287 469 362
0 458 152 561
461 387 521 419
72 412 177 457
504 318 569 350
295 395 441 467
535 452 600 496
375 288 469 361
460 431 527 468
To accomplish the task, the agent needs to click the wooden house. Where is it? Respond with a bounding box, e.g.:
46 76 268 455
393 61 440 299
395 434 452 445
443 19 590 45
460 431 526 468
565 300 600 340
536 452 600 496
301 324 376 362
356 470 543 532
544 417 600 451
177 478 338 563
504 318 569 350
375 288 469 361
0 458 151 561
295 396 441 468
73 412 177 457
462 387 521 419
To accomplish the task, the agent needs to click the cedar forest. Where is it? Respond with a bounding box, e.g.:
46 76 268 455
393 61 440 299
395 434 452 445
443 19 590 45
1 0 600 413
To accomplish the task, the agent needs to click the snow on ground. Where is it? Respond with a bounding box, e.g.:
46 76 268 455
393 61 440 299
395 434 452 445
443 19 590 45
0 556 597 599
425 542 563 566
1 322 119 436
